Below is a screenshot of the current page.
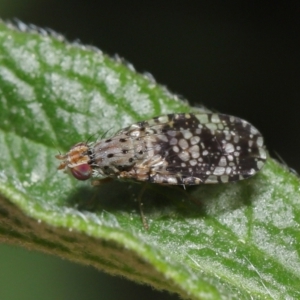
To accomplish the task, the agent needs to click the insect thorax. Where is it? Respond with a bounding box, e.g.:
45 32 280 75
91 132 148 177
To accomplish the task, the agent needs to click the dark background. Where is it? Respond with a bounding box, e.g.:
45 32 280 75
0 1 299 299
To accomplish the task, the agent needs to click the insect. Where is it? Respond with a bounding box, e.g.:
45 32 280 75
56 113 266 227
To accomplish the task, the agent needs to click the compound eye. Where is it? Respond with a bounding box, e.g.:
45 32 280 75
70 164 92 180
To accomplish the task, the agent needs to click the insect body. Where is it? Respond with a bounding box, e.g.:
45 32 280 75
56 113 266 185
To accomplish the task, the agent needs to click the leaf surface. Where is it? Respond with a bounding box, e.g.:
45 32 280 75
0 21 299 300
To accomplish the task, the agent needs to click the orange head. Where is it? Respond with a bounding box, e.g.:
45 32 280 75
56 142 93 180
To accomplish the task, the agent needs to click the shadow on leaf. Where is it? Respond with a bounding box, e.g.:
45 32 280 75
62 176 261 228
64 180 211 224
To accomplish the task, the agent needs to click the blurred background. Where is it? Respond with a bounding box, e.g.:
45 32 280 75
0 1 299 299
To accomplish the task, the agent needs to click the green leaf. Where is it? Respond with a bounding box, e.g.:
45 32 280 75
0 20 299 299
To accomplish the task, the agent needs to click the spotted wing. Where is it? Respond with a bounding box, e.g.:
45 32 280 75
122 113 266 185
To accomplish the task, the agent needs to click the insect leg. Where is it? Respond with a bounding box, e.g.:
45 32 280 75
137 184 149 230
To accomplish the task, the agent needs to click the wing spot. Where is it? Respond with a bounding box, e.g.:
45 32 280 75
213 167 225 175
179 139 189 150
178 151 190 162
169 138 178 145
189 159 197 166
224 143 234 153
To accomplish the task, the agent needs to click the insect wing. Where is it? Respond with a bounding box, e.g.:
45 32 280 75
121 113 266 185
